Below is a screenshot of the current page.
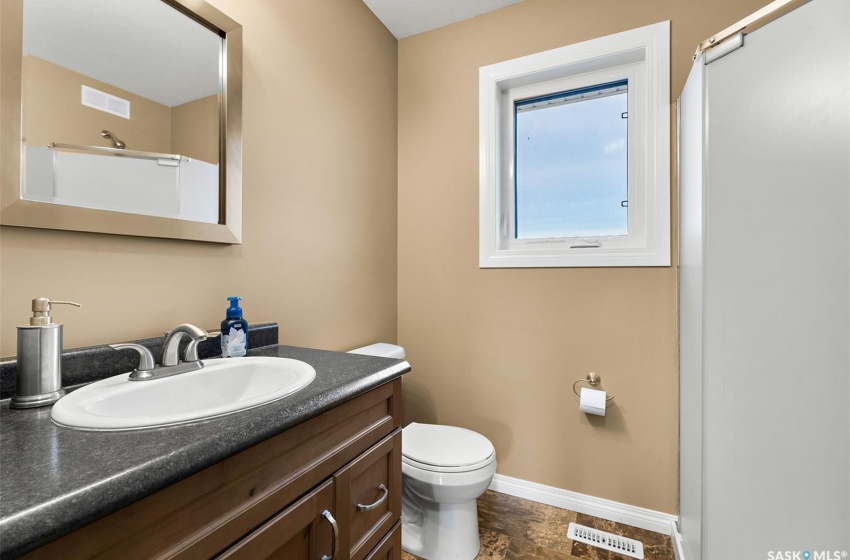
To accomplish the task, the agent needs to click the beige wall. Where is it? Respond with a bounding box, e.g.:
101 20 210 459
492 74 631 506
22 56 172 153
171 95 219 165
398 0 767 514
0 0 398 356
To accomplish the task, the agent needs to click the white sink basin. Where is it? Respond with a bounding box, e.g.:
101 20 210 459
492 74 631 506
51 357 316 431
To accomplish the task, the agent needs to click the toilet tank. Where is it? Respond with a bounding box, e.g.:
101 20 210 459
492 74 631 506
348 343 406 359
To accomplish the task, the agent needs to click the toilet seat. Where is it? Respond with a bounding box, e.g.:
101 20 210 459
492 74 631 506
402 453 495 473
402 423 495 473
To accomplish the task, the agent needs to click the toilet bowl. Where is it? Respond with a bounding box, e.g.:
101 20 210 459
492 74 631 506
348 343 497 560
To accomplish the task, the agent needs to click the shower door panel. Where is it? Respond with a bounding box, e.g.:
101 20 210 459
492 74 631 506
677 56 705 560
702 0 850 556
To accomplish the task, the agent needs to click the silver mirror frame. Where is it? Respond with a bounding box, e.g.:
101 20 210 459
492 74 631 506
0 0 242 244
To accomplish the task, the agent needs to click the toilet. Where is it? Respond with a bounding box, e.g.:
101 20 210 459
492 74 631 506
348 343 497 560
400 422 496 559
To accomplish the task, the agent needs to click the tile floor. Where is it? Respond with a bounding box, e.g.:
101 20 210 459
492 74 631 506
401 490 675 560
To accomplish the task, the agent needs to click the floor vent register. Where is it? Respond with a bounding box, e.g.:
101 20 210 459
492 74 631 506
567 522 645 559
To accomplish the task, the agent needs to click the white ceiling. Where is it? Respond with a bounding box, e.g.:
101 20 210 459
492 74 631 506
23 0 221 108
362 0 526 39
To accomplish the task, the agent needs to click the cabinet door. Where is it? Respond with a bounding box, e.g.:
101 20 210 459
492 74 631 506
335 430 402 560
217 479 339 560
364 522 401 560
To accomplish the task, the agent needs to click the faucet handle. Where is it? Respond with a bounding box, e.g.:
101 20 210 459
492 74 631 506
110 343 156 380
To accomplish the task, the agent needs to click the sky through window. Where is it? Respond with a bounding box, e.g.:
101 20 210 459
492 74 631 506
515 87 628 239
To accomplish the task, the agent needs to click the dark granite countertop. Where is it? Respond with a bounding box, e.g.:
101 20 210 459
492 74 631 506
0 344 409 558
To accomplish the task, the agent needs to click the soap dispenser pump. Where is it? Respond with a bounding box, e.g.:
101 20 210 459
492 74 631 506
221 296 248 358
11 298 82 409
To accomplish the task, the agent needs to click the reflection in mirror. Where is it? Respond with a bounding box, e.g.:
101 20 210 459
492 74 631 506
21 0 223 224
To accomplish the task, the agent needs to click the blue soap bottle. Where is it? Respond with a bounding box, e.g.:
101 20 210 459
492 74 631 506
221 296 248 358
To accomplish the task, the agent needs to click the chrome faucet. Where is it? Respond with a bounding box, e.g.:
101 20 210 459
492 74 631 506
111 324 208 381
161 324 207 367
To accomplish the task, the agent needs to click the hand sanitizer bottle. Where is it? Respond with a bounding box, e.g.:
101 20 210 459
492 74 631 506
221 297 248 358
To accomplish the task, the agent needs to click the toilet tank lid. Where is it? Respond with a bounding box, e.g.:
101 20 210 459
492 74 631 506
347 343 406 359
402 423 495 468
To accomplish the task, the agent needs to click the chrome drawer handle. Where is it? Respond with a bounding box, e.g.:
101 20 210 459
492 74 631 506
356 484 388 512
321 510 339 560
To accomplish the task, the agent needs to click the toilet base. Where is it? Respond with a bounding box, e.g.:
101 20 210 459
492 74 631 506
401 488 481 560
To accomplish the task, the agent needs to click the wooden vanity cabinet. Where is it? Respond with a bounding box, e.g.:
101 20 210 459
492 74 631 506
22 379 403 560
219 430 403 560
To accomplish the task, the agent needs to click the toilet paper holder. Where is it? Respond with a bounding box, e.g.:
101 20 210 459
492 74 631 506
572 372 615 401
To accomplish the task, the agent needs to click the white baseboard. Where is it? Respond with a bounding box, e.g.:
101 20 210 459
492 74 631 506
488 474 678 537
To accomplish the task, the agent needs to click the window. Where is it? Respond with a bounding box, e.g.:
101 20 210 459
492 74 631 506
479 22 670 267
515 80 629 240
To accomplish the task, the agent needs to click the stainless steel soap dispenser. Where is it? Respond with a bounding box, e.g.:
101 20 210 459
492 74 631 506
11 298 82 409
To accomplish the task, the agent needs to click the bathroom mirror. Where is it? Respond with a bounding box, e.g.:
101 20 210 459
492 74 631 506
0 0 242 244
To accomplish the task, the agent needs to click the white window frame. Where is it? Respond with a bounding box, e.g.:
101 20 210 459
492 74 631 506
479 21 670 268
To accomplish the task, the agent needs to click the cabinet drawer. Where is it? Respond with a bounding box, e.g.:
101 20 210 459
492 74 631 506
335 430 402 560
216 480 336 560
364 522 401 560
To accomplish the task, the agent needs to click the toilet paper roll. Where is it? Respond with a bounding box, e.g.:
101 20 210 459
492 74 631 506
580 387 607 416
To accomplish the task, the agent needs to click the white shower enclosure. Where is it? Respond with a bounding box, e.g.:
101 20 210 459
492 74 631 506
23 146 220 224
678 0 849 558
